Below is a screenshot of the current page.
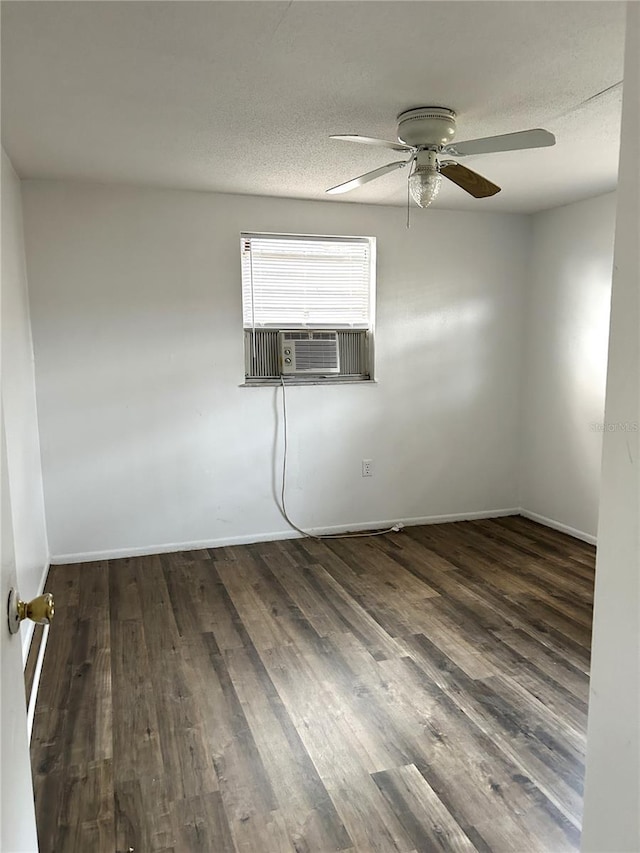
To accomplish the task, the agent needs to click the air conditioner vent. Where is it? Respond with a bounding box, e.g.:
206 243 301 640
279 330 340 375
244 329 369 380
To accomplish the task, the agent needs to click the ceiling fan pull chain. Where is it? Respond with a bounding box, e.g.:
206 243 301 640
406 151 418 228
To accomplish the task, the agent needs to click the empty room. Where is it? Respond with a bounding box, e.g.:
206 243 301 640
1 2 638 852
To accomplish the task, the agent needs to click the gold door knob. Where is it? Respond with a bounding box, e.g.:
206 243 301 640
18 593 55 625
7 589 55 634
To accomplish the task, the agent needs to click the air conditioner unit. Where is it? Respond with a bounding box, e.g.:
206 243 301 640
279 330 340 375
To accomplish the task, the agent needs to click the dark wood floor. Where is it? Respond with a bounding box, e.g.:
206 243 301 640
31 516 595 853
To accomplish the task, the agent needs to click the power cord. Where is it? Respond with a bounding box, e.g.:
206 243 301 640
278 376 404 540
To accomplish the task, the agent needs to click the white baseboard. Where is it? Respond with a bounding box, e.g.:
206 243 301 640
50 507 521 565
21 560 51 665
50 506 596 565
518 508 597 545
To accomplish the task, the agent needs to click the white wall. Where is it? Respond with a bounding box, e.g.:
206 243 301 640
21 182 528 561
582 3 640 850
1 150 49 660
519 192 617 541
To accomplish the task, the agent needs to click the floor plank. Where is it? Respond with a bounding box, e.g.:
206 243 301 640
32 517 595 852
372 764 478 852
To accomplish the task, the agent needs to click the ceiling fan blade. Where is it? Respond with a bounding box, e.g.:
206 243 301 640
442 128 555 157
326 160 408 195
440 162 501 198
330 134 415 153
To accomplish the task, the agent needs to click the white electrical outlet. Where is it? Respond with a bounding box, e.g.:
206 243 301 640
362 459 373 477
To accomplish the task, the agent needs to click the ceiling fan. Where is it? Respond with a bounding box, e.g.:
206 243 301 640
326 107 556 207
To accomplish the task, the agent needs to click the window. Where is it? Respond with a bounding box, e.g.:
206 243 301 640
241 232 375 383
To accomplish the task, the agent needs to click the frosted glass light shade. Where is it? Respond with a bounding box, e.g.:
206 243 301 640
408 165 442 208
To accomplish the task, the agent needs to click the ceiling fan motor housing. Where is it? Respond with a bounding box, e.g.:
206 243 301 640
397 107 457 148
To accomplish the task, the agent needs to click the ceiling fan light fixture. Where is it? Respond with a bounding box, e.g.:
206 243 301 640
409 163 442 208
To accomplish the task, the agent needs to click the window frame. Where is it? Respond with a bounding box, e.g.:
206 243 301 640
240 231 376 386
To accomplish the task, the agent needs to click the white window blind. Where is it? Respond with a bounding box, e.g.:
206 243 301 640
241 233 373 329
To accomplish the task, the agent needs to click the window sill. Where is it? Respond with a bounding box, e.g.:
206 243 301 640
240 377 377 388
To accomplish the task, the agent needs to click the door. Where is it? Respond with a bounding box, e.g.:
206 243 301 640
1 407 39 852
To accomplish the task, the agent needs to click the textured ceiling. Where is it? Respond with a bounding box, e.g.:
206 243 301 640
1 1 627 213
